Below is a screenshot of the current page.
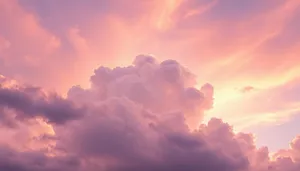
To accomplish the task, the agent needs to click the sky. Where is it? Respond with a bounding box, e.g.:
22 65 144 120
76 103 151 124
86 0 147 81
0 0 300 170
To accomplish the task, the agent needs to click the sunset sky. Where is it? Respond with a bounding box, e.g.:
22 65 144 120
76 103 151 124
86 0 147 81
1 0 300 170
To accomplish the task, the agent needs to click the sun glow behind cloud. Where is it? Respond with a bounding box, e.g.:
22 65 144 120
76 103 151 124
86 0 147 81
2 0 297 131
1 0 300 170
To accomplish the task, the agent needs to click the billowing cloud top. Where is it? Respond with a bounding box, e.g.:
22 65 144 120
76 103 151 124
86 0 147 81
0 55 300 171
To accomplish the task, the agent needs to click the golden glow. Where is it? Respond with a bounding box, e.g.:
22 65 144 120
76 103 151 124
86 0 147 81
154 0 183 30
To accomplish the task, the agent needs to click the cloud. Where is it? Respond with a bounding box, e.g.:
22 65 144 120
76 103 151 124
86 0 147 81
239 86 255 93
1 0 300 101
0 145 81 171
1 55 300 171
205 76 300 133
1 2 300 170
84 54 213 128
0 75 84 125
0 0 72 93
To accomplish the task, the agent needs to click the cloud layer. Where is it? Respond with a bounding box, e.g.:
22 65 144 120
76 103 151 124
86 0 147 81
1 0 300 169
1 0 300 133
0 55 300 171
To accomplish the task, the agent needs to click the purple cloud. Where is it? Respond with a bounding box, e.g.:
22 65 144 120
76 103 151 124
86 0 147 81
0 55 300 171
0 83 84 125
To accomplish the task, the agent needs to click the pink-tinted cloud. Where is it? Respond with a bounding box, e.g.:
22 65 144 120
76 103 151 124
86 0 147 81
0 56 300 170
209 77 300 130
2 0 299 95
0 0 68 91
1 1 300 169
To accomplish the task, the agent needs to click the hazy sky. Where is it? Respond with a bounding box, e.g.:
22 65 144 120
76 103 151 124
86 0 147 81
1 0 300 170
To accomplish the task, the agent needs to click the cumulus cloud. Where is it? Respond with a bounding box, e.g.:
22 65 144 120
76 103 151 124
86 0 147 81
1 55 300 171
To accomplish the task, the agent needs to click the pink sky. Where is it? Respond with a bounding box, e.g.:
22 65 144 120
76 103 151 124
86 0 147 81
1 0 300 170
